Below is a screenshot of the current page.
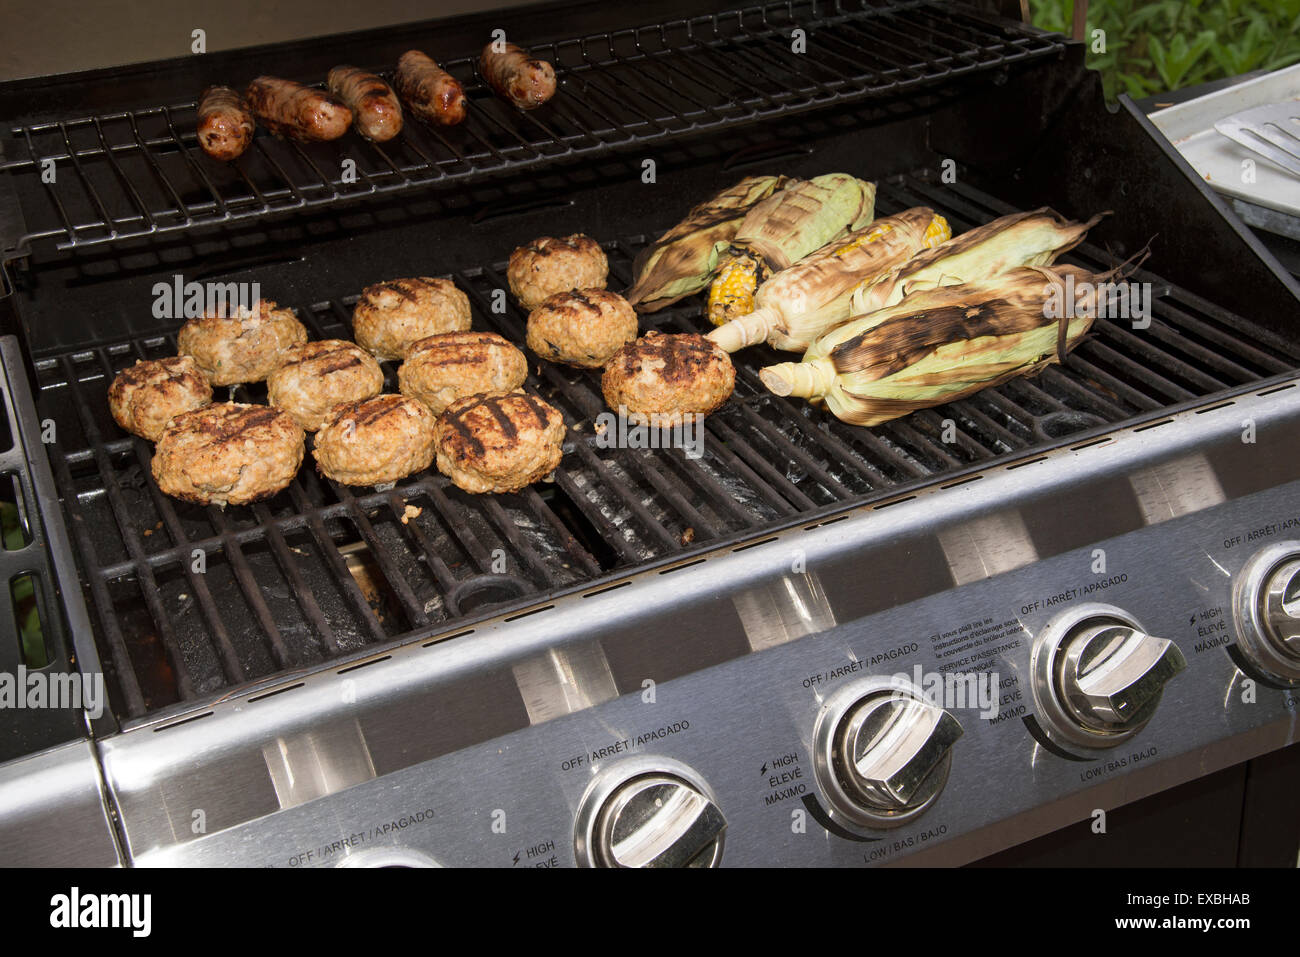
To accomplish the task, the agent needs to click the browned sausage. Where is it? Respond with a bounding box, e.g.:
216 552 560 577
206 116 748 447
196 86 254 161
244 76 352 142
479 41 556 110
394 50 466 126
326 65 403 141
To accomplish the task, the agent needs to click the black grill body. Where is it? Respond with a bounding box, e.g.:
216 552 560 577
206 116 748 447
2 0 1297 725
0 0 1298 869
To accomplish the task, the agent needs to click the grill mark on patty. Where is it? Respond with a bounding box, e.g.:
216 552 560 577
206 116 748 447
564 289 597 309
409 331 503 354
443 393 555 456
443 405 487 456
522 235 595 257
314 356 364 376
412 349 492 368
115 358 200 389
330 395 412 430
364 277 439 305
275 342 364 372
188 405 283 442
617 334 720 383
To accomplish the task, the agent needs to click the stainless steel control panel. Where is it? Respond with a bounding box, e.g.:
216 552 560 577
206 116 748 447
133 465 1300 867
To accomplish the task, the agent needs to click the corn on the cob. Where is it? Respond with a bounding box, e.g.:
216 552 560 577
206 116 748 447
760 265 1107 426
850 208 1107 317
704 173 876 327
706 252 771 327
625 175 790 312
707 207 950 352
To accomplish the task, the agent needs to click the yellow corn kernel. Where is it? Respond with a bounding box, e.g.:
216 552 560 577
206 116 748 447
923 214 952 247
830 221 894 259
707 253 765 326
847 214 951 301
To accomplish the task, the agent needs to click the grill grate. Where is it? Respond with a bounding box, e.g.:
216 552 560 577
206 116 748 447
34 175 1298 720
0 1 1063 252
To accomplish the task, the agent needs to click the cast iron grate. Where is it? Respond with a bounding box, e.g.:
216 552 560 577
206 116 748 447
33 176 1299 721
0 0 1063 252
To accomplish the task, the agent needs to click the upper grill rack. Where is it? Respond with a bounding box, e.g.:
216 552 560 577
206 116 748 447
34 175 1299 722
0 1 1062 252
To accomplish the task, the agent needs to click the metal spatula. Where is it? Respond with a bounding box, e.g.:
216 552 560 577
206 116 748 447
1215 101 1300 177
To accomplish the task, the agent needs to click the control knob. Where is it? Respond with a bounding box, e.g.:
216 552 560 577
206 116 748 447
1031 602 1186 748
813 678 963 828
574 759 725 868
1232 542 1300 685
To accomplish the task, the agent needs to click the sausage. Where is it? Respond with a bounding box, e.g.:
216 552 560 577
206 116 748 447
244 76 352 142
479 41 556 111
394 50 467 126
326 65 403 141
196 86 254 161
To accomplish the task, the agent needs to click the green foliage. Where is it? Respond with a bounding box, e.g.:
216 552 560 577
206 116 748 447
1027 0 1300 100
3 504 46 667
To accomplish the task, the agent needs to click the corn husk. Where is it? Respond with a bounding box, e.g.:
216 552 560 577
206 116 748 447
760 265 1110 426
625 175 790 312
707 207 950 353
725 172 877 271
705 173 877 327
850 208 1108 317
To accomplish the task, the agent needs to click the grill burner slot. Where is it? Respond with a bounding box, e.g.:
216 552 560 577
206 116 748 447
30 177 1300 722
337 539 406 630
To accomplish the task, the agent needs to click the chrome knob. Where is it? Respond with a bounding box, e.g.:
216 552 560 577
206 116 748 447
1262 558 1300 654
814 679 963 829
574 759 725 868
595 775 725 868
1232 543 1300 684
1032 603 1185 748
1061 623 1186 731
838 695 963 809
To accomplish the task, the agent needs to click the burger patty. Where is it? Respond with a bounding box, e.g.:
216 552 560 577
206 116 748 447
506 234 608 311
433 390 566 494
398 331 528 414
267 339 385 431
108 355 213 441
601 331 735 428
151 403 305 506
525 288 638 368
352 277 472 360
313 394 437 486
177 300 308 386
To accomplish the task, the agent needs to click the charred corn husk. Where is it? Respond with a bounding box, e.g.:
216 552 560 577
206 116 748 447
705 173 876 327
726 172 876 270
625 175 790 312
850 208 1108 317
707 207 950 353
760 265 1107 426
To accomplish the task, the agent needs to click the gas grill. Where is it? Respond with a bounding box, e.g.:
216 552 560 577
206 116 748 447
1 0 1298 867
